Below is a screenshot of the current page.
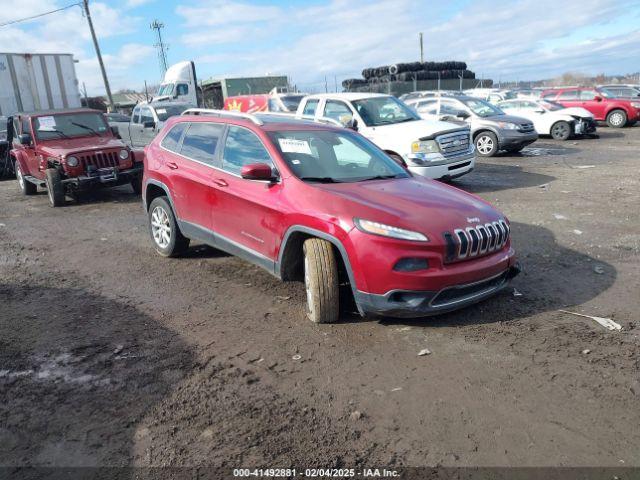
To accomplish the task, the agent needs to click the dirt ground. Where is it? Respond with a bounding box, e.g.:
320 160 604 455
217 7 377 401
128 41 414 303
0 126 639 473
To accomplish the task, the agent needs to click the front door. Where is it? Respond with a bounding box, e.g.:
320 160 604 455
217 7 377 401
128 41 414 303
20 117 42 178
210 125 283 264
578 90 607 120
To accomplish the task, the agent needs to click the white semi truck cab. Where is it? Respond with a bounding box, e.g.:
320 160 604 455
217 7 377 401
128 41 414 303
153 61 200 106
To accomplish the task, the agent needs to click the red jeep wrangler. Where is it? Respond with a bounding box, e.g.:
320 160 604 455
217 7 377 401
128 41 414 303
143 109 520 322
11 108 143 206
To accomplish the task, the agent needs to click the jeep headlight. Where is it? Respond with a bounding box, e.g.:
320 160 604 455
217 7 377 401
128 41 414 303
66 156 79 167
498 122 519 130
411 140 440 154
119 149 129 160
354 218 428 242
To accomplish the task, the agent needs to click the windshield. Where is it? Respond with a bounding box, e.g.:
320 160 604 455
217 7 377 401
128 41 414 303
268 129 409 183
155 105 191 122
33 112 109 140
279 95 305 112
157 84 174 97
352 96 419 126
462 98 504 117
540 101 563 111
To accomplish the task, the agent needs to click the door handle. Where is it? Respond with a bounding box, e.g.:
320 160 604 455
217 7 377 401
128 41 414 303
212 178 228 187
166 162 178 170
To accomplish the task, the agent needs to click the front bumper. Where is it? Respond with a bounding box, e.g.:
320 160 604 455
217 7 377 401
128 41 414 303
61 164 143 189
407 151 475 180
574 118 597 135
355 263 521 318
497 131 538 149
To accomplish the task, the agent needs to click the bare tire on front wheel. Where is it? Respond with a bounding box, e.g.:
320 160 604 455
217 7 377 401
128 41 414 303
16 163 37 195
45 168 65 207
303 238 339 324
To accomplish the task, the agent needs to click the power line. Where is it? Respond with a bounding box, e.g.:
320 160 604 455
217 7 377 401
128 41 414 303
0 2 81 28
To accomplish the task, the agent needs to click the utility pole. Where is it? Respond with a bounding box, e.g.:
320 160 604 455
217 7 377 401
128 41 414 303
82 0 114 111
82 82 89 105
150 20 169 77
419 32 424 63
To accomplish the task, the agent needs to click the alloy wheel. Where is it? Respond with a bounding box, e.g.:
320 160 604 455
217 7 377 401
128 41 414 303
552 123 569 139
610 112 624 127
476 135 494 155
151 206 172 249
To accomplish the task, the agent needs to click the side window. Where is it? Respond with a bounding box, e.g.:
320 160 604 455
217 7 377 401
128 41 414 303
440 101 461 115
22 118 31 135
520 101 538 109
160 123 188 152
302 99 319 116
176 83 189 96
222 126 273 175
132 106 141 124
323 100 352 122
499 102 516 111
140 107 154 124
416 100 437 114
558 90 578 100
180 122 224 165
579 90 596 100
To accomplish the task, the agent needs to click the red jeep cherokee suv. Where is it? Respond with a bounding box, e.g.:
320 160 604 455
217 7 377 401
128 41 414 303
541 87 640 128
143 109 520 322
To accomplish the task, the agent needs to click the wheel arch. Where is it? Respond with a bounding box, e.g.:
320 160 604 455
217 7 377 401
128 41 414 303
144 179 175 213
277 226 364 315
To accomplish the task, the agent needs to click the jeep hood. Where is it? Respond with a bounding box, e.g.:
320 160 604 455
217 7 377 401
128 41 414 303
367 118 468 141
38 136 126 157
314 177 503 237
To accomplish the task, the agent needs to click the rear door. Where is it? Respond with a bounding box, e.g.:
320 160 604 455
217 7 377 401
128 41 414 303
164 121 224 232
210 125 283 264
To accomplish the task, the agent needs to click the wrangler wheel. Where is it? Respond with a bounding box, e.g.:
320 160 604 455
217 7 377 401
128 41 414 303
303 238 339 324
148 196 190 257
45 168 65 207
16 163 36 195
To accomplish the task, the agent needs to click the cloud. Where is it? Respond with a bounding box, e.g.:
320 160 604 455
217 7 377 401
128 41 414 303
175 0 282 27
181 26 251 46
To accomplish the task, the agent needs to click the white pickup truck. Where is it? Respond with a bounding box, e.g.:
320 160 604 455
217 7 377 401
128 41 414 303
296 93 475 180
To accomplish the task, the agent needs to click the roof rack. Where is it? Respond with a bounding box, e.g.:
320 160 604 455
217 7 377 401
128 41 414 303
181 108 264 125
256 112 343 127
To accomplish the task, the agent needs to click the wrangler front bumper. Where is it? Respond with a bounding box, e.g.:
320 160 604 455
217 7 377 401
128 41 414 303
61 163 143 190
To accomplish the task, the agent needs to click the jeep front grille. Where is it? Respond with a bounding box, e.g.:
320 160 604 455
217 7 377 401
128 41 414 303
436 130 472 158
444 220 510 262
78 151 119 170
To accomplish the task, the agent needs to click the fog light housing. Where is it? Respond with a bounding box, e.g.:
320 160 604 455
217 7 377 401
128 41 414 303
393 257 429 272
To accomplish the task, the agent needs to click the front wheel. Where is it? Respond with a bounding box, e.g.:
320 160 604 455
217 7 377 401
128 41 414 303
606 109 627 128
550 121 572 140
475 132 499 157
148 196 190 257
303 238 339 324
16 163 37 195
45 168 65 207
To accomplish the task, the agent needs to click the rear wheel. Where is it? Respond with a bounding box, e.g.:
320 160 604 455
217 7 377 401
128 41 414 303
550 121 572 140
303 238 339 324
606 109 627 128
148 196 190 257
45 168 65 207
16 163 37 195
475 131 498 157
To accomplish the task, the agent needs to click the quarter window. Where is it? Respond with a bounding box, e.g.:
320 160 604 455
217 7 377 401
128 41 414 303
222 126 273 175
180 122 224 165
160 123 188 152
302 99 319 116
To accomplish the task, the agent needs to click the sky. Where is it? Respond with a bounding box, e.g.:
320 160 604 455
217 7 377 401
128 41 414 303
1 0 639 95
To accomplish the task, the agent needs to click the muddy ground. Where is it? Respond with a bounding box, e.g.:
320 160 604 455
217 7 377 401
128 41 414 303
0 126 639 474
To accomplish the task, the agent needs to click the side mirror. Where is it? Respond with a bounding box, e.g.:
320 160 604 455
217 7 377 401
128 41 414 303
18 133 32 146
143 121 155 129
534 108 545 113
456 111 470 119
241 163 276 181
110 125 120 137
594 96 603 102
339 114 358 131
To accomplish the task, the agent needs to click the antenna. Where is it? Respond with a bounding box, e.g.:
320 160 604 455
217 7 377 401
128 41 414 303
150 19 168 77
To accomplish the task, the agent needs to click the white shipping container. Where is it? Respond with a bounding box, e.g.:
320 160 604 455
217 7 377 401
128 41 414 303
0 52 82 116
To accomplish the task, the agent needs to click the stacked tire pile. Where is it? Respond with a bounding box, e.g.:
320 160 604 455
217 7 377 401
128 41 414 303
342 61 475 90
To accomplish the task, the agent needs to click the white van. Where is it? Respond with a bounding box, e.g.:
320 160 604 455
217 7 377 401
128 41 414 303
297 93 475 180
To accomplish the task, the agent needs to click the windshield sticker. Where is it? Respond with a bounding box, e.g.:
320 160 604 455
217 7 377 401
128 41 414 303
156 108 167 114
279 138 312 154
38 116 56 131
